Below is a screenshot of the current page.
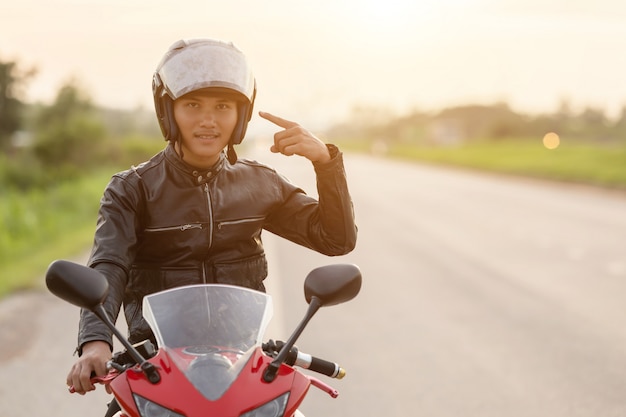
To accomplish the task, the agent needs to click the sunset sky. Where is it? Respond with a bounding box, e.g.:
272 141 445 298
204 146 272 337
3 0 626 130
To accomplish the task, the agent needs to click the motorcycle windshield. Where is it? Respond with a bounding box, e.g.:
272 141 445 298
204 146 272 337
142 284 273 400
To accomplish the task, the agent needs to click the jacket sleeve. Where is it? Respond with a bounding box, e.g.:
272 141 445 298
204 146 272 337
264 144 357 256
76 174 140 353
77 262 128 353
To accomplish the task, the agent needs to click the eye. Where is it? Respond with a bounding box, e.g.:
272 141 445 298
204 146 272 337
216 101 236 111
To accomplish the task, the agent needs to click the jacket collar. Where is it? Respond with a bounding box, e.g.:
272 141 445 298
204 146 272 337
164 143 226 185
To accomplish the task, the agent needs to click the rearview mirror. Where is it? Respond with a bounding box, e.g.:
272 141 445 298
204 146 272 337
45 260 109 311
265 263 362 382
45 260 161 383
304 264 362 307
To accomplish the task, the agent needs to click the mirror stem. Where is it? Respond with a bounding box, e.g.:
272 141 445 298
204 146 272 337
263 296 322 382
93 305 161 384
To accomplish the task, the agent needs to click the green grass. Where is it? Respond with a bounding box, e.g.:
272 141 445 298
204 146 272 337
0 171 113 298
0 138 166 300
0 225 95 295
367 139 626 189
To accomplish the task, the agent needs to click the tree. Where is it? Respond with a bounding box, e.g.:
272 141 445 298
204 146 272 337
32 79 106 175
0 58 36 149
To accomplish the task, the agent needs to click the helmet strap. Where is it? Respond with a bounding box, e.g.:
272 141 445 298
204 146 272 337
227 143 237 164
177 139 184 160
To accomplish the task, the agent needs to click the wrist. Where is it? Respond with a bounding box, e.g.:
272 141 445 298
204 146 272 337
313 144 337 165
78 340 112 356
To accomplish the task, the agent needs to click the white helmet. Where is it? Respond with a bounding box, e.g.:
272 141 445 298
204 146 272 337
152 38 256 163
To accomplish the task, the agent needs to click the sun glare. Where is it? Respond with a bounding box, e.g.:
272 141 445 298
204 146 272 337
543 132 560 149
339 0 475 31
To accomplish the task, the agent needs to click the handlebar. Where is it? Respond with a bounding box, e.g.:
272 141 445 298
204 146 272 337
68 370 119 393
70 340 344 394
262 340 346 379
294 351 346 379
68 340 156 394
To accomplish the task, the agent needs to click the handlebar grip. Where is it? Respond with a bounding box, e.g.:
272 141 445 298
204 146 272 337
68 371 119 393
295 352 346 379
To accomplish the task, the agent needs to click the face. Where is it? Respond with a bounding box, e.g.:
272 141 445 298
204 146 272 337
173 91 239 169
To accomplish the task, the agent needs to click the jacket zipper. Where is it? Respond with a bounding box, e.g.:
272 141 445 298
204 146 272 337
145 224 203 232
217 217 265 229
204 183 214 250
203 183 214 285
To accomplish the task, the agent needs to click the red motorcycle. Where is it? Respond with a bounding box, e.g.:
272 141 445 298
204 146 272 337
46 260 361 417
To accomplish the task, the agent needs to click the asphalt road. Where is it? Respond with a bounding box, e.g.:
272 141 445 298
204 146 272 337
1 150 625 416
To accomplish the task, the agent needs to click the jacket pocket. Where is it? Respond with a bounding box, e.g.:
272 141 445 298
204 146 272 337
213 253 268 292
141 223 207 260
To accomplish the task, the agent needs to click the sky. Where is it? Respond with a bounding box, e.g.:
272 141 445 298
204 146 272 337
3 0 626 131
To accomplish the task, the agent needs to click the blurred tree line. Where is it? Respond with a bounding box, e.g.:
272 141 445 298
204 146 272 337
2 55 626 191
0 57 162 191
1 57 166 288
329 101 626 149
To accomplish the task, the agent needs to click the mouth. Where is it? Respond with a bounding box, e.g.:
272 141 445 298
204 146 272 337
195 132 220 141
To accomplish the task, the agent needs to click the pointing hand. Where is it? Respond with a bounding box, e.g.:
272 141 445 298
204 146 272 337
259 111 331 163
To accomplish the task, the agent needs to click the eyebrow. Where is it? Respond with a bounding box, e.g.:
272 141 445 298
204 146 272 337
214 97 237 102
180 93 237 102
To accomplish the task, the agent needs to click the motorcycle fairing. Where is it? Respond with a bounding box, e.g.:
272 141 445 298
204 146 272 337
114 347 311 416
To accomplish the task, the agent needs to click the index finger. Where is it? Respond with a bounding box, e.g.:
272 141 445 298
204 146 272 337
259 111 299 129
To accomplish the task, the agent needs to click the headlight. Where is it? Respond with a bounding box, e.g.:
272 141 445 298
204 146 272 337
240 393 290 417
133 394 185 417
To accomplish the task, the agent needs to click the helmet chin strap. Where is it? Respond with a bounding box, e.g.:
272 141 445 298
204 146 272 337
173 136 184 160
227 142 237 164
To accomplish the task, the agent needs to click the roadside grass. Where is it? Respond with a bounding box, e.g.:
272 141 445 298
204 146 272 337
353 138 626 189
0 226 94 296
0 171 112 299
0 138 166 300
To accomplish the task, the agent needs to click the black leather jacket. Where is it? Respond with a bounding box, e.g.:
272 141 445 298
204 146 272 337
78 143 357 349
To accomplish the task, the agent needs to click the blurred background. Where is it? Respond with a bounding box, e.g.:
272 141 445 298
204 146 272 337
1 1 626 416
5 0 626 125
1 0 625 286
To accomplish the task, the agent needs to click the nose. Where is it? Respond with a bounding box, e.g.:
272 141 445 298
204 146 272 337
199 110 217 127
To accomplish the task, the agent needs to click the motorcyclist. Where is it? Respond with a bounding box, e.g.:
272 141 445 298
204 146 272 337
66 37 357 409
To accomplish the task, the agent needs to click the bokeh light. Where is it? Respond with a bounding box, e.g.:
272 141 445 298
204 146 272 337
543 132 560 149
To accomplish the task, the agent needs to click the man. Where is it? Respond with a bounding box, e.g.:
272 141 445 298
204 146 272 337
67 39 357 408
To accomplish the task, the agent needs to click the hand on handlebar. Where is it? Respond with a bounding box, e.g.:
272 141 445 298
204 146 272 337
68 371 118 393
66 341 111 395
